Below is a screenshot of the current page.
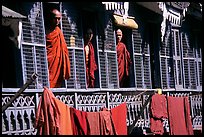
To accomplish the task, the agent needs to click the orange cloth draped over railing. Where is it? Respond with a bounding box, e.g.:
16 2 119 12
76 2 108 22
35 87 73 135
46 26 71 88
117 42 132 87
84 42 97 88
35 88 128 135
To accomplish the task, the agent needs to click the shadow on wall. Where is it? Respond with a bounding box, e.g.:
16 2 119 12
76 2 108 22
2 18 23 88
129 127 144 135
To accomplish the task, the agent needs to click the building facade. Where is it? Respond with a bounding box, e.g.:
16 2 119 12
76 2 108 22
2 2 202 135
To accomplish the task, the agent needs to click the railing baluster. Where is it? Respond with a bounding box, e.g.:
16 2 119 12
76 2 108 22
74 92 78 109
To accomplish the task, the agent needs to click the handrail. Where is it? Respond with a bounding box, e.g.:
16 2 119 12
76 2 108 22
2 73 38 113
128 93 155 134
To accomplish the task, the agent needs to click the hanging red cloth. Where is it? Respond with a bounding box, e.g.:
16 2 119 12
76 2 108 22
167 96 194 135
70 107 90 135
84 42 97 88
46 26 71 88
35 87 73 135
86 112 100 135
150 94 168 135
99 108 116 135
117 42 132 87
184 97 194 135
110 102 128 135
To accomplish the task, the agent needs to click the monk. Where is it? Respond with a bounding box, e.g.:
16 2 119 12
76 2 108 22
46 9 71 88
84 29 97 88
116 29 132 88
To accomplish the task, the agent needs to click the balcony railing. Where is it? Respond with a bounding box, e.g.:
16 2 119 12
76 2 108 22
2 88 202 135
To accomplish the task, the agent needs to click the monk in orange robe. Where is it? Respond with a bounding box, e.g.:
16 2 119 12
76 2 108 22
116 29 132 87
84 29 97 88
46 9 71 88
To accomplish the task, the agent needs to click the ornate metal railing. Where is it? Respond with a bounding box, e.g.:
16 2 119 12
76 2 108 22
2 88 202 135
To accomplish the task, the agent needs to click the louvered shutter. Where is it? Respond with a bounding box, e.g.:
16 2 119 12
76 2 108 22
61 3 86 89
21 2 49 88
172 29 183 89
98 18 118 88
160 26 175 89
132 29 151 89
196 46 202 90
181 32 197 89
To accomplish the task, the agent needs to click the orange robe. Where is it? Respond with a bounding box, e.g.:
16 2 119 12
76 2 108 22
84 42 97 88
46 26 71 88
35 87 73 135
117 42 132 87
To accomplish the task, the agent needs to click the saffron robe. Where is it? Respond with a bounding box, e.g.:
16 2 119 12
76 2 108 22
84 42 97 88
46 26 71 88
35 87 73 135
117 42 131 87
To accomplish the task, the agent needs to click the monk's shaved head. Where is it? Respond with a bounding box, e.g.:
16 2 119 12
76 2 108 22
116 29 123 43
116 29 123 35
49 9 61 27
51 9 61 18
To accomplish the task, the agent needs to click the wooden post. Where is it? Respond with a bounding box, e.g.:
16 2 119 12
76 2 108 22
2 73 38 113
128 93 154 134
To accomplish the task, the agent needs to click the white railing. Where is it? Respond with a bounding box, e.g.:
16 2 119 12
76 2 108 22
2 88 202 135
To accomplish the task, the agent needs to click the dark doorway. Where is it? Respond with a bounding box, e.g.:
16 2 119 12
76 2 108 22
43 2 61 33
148 23 161 89
2 19 23 88
81 10 100 88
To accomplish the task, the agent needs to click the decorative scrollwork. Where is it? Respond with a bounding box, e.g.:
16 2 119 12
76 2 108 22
77 94 106 105
56 94 74 105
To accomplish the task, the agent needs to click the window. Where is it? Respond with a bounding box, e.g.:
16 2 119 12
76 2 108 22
21 2 49 89
181 32 202 90
172 29 183 89
160 25 202 91
98 16 119 89
195 36 202 90
60 2 86 89
160 26 175 89
132 29 152 89
181 32 196 89
43 2 119 89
